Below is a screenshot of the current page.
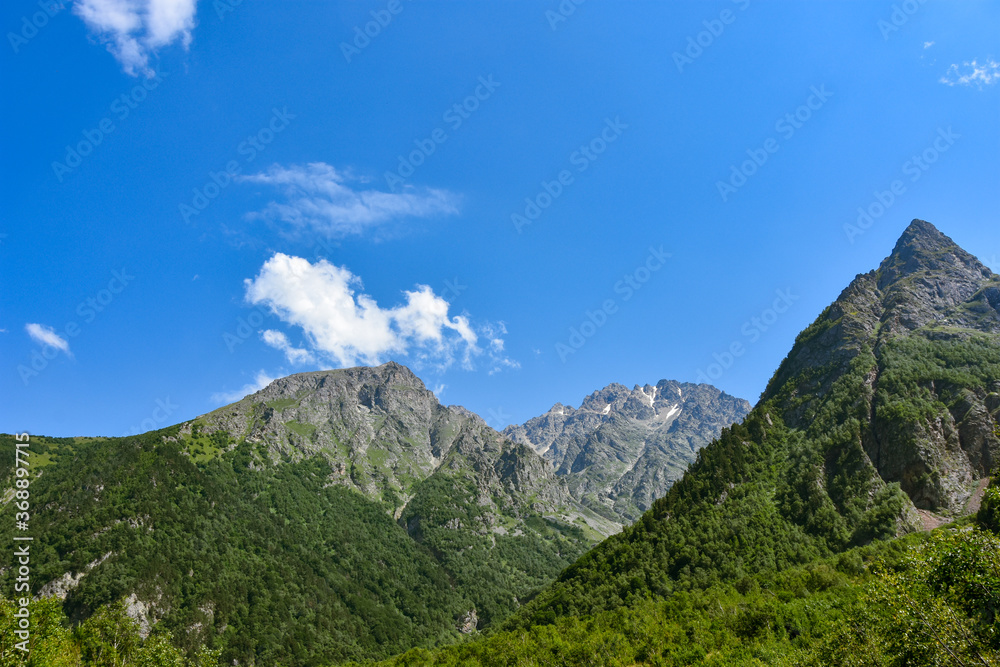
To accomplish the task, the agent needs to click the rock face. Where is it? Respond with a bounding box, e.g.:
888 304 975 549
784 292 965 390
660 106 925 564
764 219 1000 514
513 220 1000 630
458 609 478 634
504 381 750 522
194 362 618 536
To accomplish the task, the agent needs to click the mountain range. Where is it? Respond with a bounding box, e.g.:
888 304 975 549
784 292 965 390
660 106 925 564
0 361 744 664
504 382 750 522
505 219 999 627
2 219 998 666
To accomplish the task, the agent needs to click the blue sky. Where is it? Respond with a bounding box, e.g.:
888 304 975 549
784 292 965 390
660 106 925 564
2 0 998 438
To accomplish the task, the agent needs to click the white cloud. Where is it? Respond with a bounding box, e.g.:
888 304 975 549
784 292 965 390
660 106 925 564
25 323 72 357
923 41 934 49
74 0 197 77
260 329 315 364
211 370 276 405
482 322 520 375
432 383 447 399
940 59 1000 88
243 253 514 373
239 163 459 238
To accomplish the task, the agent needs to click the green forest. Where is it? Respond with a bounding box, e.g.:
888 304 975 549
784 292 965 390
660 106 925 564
5 499 1000 665
2 269 998 665
0 430 584 665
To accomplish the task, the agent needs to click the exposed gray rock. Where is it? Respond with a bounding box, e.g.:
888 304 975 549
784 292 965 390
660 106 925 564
192 362 619 544
763 219 1000 516
504 381 750 522
458 609 478 634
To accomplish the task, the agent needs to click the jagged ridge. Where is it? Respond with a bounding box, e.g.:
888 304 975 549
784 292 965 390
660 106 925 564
504 381 750 522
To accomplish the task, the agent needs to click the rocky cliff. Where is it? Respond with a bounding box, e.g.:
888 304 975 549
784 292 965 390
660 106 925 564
505 381 750 522
764 219 1000 514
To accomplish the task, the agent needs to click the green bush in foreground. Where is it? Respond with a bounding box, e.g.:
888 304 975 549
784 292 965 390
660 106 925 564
0 597 220 667
357 524 1000 667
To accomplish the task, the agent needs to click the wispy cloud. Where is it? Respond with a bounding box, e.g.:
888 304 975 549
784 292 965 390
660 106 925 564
482 322 521 375
211 370 276 405
74 0 197 77
239 163 459 238
260 329 314 364
923 41 934 49
940 58 1000 88
243 253 516 373
25 323 72 357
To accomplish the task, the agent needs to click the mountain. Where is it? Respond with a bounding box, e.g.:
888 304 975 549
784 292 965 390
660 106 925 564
0 363 615 665
507 219 1000 626
503 381 751 522
763 218 1000 513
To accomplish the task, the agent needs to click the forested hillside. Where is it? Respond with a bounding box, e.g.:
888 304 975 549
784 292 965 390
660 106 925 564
503 220 999 630
0 366 610 665
2 221 997 667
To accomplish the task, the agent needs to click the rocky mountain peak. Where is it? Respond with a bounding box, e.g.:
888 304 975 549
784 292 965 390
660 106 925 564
876 218 991 303
870 220 994 337
504 380 750 522
761 219 1000 514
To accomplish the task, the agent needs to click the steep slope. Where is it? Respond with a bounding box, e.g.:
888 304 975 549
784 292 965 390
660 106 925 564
0 363 614 664
510 219 1000 626
763 219 1000 512
504 381 750 522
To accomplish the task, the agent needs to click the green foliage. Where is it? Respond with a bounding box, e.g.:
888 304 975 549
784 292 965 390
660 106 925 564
0 596 78 666
875 333 1000 436
0 429 596 665
815 527 1000 666
0 595 221 666
982 486 1000 534
359 527 1000 667
0 433 469 665
504 404 907 629
401 473 589 627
